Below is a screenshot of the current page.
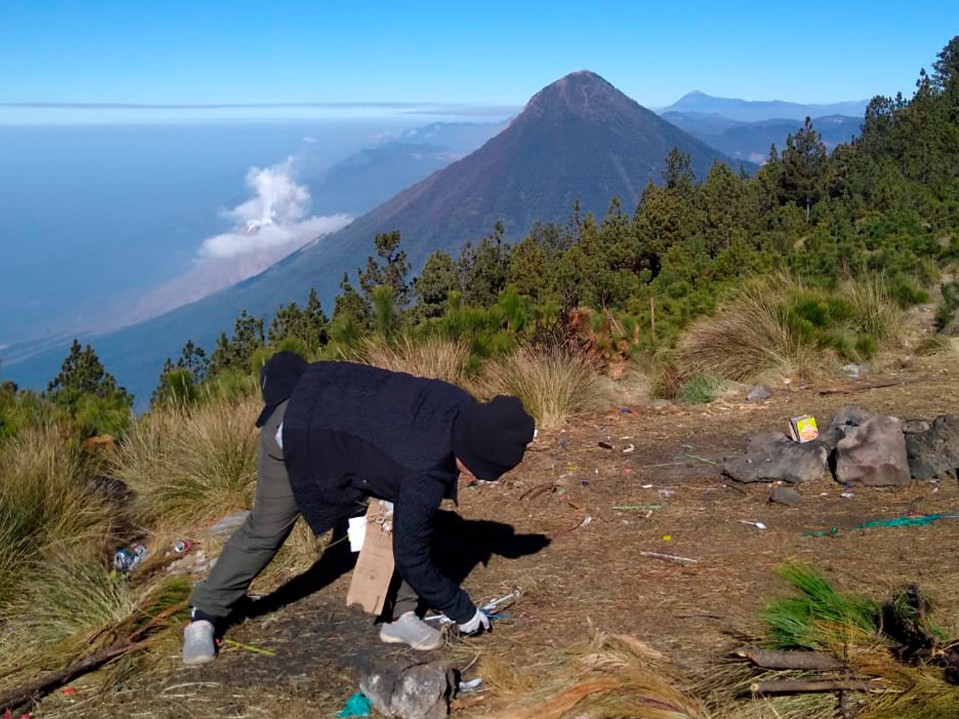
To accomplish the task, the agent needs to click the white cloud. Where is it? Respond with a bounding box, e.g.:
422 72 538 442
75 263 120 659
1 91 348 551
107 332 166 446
196 159 350 263
113 161 351 327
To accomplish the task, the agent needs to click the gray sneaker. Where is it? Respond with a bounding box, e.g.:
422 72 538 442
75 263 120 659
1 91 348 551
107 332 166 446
182 620 217 665
379 611 443 651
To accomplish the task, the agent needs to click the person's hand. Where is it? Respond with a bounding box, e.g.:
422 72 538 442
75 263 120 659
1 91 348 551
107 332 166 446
457 609 491 636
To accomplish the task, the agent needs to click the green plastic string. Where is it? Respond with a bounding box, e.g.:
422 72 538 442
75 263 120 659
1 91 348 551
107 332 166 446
803 512 959 537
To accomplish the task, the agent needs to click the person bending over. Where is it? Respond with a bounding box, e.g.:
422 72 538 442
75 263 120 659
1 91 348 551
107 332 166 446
183 351 535 664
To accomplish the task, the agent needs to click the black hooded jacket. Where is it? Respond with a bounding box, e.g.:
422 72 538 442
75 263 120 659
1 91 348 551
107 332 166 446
281 361 477 623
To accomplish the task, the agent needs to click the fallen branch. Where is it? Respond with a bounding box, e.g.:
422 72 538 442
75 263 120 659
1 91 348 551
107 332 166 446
683 452 717 465
0 602 185 713
0 640 145 711
548 515 593 539
519 481 556 501
735 648 844 670
817 376 944 396
749 679 883 696
639 551 698 566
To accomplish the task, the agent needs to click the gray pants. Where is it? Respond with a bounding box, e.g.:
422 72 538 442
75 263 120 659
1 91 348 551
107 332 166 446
189 400 417 622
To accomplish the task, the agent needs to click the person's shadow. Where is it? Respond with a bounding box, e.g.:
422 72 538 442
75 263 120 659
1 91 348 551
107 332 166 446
232 510 550 626
430 510 551 586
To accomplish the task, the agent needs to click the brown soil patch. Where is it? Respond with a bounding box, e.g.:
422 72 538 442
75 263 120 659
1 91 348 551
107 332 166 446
37 357 959 718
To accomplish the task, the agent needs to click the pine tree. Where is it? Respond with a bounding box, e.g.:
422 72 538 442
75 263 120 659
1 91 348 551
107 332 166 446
358 230 411 310
780 117 829 221
209 311 265 376
45 339 132 410
413 250 458 318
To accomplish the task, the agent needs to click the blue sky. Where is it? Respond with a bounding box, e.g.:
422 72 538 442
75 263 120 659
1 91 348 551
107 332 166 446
1 1 956 123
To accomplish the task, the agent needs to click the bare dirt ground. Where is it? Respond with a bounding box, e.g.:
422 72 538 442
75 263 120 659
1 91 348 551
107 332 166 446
38 352 959 718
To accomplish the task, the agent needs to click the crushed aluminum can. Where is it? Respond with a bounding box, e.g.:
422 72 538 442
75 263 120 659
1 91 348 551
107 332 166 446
173 539 194 554
113 543 147 573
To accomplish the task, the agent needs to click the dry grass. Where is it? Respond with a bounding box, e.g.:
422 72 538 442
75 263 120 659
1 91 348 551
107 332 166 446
0 545 190 700
0 422 121 606
914 334 956 357
109 395 260 527
482 630 712 719
676 275 906 384
699 566 959 719
598 353 657 408
478 348 609 430
0 549 136 676
676 278 825 383
354 335 473 386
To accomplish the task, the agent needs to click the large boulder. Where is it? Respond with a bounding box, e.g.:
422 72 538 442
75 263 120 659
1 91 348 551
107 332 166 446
834 415 910 486
723 431 828 484
904 414 959 479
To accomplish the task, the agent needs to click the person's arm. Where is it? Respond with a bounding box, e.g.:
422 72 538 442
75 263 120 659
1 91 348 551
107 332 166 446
391 474 476 624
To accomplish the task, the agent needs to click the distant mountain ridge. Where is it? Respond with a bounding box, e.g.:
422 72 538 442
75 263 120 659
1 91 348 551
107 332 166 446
661 111 861 164
660 90 868 123
328 71 737 268
302 121 506 216
1 72 748 404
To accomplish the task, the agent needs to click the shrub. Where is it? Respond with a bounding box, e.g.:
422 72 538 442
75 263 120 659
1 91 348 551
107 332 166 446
0 387 56 439
936 279 959 334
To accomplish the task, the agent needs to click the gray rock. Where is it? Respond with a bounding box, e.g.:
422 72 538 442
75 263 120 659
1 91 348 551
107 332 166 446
207 510 250 537
905 414 959 480
746 384 771 402
820 405 875 451
359 668 397 717
747 431 791 454
832 406 875 427
769 486 803 506
724 433 828 484
359 661 455 719
835 415 910 486
901 418 932 435
391 662 456 719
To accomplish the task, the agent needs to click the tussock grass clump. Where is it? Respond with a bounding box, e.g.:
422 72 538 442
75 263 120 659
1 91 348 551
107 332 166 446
764 564 879 651
355 335 473 386
841 275 905 346
0 552 191 697
935 279 959 334
677 373 729 405
0 550 135 658
0 423 120 607
110 395 259 526
915 334 956 356
676 275 904 383
478 348 607 430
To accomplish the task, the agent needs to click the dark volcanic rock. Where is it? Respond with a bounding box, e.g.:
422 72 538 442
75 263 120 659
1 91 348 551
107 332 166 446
904 414 959 479
724 431 828 484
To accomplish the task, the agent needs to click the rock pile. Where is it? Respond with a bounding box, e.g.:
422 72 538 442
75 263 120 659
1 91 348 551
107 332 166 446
723 406 959 496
